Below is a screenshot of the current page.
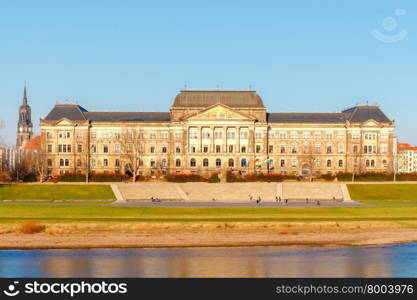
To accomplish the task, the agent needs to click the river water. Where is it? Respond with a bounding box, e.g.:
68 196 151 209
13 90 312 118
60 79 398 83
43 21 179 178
1 243 416 277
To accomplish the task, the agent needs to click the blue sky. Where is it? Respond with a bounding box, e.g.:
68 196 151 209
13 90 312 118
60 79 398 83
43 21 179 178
1 0 416 144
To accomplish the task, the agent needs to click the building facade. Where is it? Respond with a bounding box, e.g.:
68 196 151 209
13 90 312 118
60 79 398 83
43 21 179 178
397 143 417 173
40 90 396 177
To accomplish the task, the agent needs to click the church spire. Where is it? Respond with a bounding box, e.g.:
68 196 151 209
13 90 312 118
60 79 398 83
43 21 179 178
16 84 33 149
23 83 28 105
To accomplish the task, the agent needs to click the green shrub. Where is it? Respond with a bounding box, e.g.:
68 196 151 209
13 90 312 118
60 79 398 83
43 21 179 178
396 173 417 181
90 172 129 182
207 173 220 183
166 173 207 182
22 173 37 182
58 173 85 182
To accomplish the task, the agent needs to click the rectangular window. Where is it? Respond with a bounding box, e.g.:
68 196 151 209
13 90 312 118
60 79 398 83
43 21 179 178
315 132 321 139
102 132 109 139
303 132 309 139
279 132 287 139
351 133 360 139
240 131 248 139
47 144 52 153
176 145 181 153
91 132 97 139
290 132 297 139
103 144 109 153
161 132 168 139
150 146 155 153
175 132 182 139
150 132 157 139
241 146 246 153
203 145 208 153
255 132 262 139
202 131 210 139
213 131 222 139
227 132 235 139
315 143 321 153
256 145 261 153
114 144 120 153
77 144 83 153
338 143 344 154
216 145 221 153
228 145 234 153
326 132 333 140
268 145 274 153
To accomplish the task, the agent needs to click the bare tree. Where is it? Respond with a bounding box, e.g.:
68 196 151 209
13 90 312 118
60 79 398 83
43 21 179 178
351 146 361 182
32 136 48 182
302 142 317 180
119 129 145 182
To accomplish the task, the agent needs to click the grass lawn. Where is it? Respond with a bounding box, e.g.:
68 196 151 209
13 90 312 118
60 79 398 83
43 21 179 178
0 205 416 225
347 184 417 204
0 184 115 200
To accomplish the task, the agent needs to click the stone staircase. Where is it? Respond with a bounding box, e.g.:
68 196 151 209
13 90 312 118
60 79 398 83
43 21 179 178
117 182 185 201
281 182 344 201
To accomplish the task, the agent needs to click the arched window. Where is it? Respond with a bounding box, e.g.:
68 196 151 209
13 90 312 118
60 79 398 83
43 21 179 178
190 158 196 167
366 159 370 167
59 159 64 166
203 158 209 167
103 159 108 167
47 159 53 167
115 159 120 167
326 159 332 167
241 158 247 167
176 159 181 167
216 158 221 167
65 159 69 167
91 159 96 167
161 159 167 168
228 158 234 167
371 159 375 167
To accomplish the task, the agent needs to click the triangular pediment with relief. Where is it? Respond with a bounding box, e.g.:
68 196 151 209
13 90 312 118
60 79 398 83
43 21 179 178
184 104 254 121
361 119 380 127
54 118 75 126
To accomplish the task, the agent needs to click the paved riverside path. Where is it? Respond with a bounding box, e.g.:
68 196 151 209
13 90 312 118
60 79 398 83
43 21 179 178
111 201 364 208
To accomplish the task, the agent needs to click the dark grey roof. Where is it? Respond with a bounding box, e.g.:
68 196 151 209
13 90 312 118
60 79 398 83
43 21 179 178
83 112 170 122
343 106 391 123
43 104 170 122
268 113 349 123
44 104 87 121
172 90 265 108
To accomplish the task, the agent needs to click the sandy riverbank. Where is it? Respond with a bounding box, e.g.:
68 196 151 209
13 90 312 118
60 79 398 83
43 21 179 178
1 222 417 249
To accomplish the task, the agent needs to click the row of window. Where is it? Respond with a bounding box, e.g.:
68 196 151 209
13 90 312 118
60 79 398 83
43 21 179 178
50 142 388 155
49 131 390 141
55 157 388 169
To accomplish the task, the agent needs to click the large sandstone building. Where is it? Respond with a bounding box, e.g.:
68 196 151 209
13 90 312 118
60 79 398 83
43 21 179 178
40 90 395 178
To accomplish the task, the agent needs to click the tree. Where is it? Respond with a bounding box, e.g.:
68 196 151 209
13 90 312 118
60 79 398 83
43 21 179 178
351 147 361 182
119 129 145 182
302 142 317 180
31 135 48 182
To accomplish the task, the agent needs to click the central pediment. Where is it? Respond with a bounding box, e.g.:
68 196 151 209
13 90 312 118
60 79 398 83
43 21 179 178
183 104 255 121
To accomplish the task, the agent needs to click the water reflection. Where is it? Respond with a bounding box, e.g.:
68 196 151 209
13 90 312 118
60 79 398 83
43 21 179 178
0 243 416 277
